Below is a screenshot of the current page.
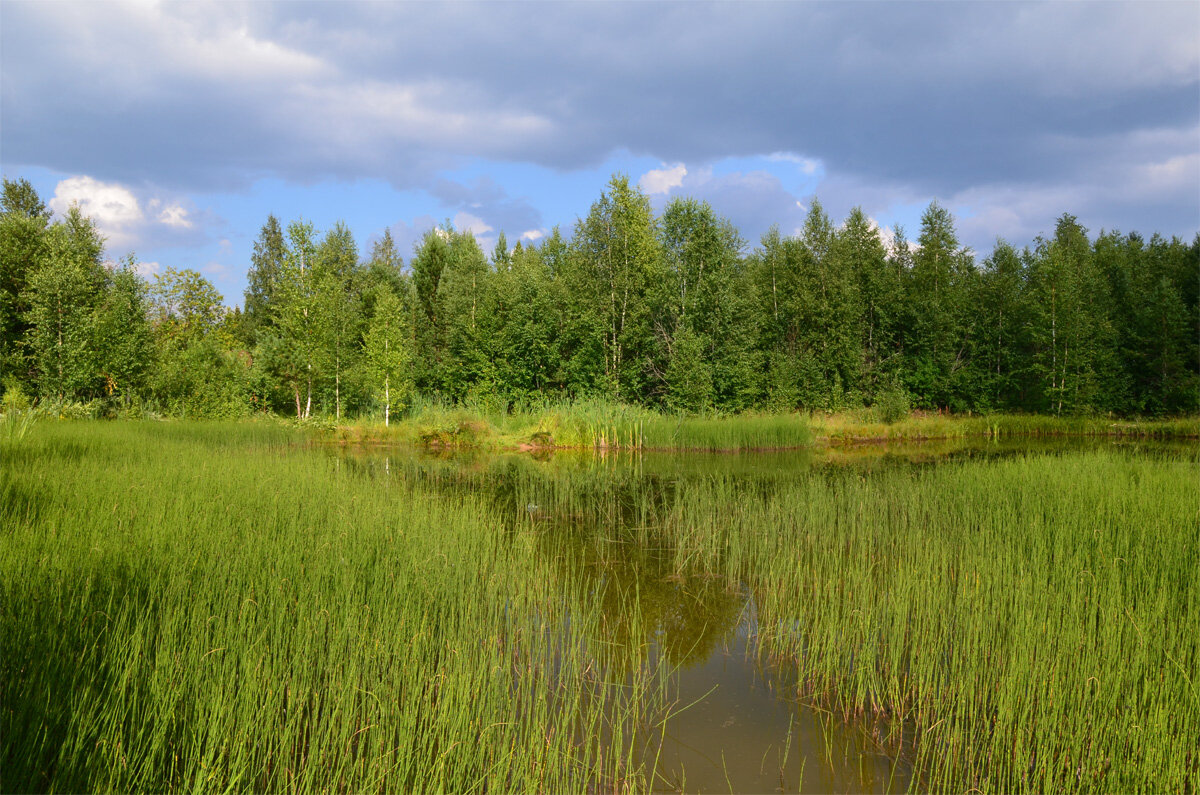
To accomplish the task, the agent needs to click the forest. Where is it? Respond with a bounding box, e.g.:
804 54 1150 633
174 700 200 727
1 175 1196 421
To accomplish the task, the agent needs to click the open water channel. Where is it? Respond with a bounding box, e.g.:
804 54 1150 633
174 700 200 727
331 437 1191 793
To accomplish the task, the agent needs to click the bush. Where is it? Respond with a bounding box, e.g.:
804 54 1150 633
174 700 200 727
1 377 31 414
875 385 911 425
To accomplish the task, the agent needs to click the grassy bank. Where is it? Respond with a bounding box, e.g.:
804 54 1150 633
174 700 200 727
324 399 1198 451
327 398 816 452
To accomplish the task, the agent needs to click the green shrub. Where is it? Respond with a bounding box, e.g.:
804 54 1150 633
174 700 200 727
874 384 911 424
1 377 31 414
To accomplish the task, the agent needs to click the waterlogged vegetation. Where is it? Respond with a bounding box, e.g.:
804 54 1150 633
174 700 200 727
322 397 1197 453
327 397 817 452
3 421 1196 792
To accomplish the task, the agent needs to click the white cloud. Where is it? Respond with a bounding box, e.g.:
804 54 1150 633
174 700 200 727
453 211 492 236
520 229 545 242
49 176 144 247
47 174 209 254
638 162 687 195
154 202 194 229
134 260 162 279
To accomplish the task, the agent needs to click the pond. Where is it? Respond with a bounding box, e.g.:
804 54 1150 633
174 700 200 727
6 423 1193 792
330 436 1198 793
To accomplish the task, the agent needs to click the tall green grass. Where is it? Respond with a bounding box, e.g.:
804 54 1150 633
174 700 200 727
0 409 36 446
5 423 1195 792
614 449 1197 792
339 440 1199 791
0 422 673 792
333 398 814 452
812 410 1200 443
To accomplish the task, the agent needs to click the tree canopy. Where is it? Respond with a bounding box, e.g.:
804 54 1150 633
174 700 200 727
2 175 1195 419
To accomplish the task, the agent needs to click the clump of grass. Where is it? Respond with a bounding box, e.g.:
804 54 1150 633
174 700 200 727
0 410 36 447
637 412 811 451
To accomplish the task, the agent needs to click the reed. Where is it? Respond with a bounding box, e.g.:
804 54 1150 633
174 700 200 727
656 449 1199 792
337 440 1199 791
5 422 1194 792
0 422 672 792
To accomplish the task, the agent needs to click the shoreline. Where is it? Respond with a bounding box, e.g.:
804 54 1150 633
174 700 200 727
318 411 1200 453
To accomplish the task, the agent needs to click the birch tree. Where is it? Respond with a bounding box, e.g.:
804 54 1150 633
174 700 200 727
362 286 412 425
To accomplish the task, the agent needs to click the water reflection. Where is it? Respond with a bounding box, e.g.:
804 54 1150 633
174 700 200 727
329 437 1187 793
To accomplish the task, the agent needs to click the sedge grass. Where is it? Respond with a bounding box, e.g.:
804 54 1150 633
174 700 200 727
339 438 1198 792
0 421 673 792
327 398 1195 453
4 422 1195 792
662 448 1199 792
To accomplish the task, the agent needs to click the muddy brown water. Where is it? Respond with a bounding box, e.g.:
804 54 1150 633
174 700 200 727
332 437 1189 793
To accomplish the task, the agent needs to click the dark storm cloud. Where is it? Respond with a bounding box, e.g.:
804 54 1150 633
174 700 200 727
3 1 1197 241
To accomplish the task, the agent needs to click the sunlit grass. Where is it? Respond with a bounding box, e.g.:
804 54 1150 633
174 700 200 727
328 398 1196 453
5 422 1195 792
0 422 671 793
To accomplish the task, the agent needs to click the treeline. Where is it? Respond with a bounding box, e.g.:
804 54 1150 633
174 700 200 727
1 175 1196 419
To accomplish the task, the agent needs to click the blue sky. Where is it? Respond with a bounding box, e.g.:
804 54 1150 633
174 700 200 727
2 1 1197 306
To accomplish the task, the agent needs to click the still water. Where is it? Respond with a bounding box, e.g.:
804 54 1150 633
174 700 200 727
332 437 1186 793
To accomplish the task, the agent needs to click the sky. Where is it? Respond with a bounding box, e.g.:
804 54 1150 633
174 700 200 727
2 1 1198 306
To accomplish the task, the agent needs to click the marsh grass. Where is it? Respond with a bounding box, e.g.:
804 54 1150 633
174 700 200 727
4 423 1196 792
328 398 1194 453
664 450 1199 792
0 422 673 793
811 410 1200 443
341 440 1199 792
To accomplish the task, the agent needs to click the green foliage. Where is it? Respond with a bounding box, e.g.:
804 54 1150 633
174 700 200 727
2 174 1196 421
361 286 413 424
23 208 107 401
149 266 226 341
0 178 52 385
240 214 285 346
664 326 713 413
145 268 251 418
95 257 153 403
571 175 663 400
2 374 30 411
873 382 911 424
